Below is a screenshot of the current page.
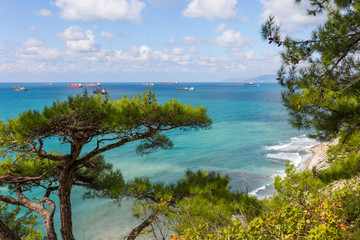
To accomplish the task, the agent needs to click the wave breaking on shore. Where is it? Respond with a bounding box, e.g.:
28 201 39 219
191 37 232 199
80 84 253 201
250 135 319 198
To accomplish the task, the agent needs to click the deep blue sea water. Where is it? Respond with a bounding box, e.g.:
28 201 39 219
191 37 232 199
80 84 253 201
0 82 318 239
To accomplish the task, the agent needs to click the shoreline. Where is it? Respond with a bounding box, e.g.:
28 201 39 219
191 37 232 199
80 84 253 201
302 138 339 171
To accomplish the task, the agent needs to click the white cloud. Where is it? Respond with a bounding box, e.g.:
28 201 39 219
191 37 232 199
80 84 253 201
215 30 248 47
113 45 152 62
54 0 146 22
182 0 239 20
35 9 52 16
197 55 228 68
178 54 192 65
189 47 198 54
168 38 176 45
260 0 326 33
27 26 39 33
101 31 114 39
237 64 246 70
0 46 6 55
66 33 98 52
230 50 255 60
182 36 202 45
245 51 255 60
23 38 43 47
15 47 61 60
33 62 55 73
213 23 226 33
138 45 151 61
168 36 203 45
57 26 88 40
0 60 27 72
172 47 184 55
110 45 196 67
57 26 99 51
0 60 62 73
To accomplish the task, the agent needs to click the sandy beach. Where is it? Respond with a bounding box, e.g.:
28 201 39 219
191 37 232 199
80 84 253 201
302 138 339 171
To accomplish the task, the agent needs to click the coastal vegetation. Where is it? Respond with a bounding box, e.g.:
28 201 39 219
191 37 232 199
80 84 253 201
168 0 360 238
262 0 360 142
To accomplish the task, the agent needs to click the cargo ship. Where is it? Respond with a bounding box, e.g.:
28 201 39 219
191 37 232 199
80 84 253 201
163 82 178 85
93 88 108 94
12 86 27 91
85 83 101 86
69 84 83 88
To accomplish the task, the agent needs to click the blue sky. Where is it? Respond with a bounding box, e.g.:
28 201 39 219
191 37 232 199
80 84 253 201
0 0 325 82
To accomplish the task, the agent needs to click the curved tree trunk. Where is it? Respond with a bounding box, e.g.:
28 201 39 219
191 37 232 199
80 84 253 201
0 193 58 240
44 214 57 240
0 221 21 240
58 169 76 240
40 197 57 240
127 211 159 240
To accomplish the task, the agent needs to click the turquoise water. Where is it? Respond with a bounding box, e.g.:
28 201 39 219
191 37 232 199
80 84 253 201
0 82 317 239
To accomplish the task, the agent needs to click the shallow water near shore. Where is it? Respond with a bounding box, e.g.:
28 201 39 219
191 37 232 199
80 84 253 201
0 82 317 238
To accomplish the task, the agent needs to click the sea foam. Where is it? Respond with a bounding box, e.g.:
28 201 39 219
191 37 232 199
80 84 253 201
252 135 319 198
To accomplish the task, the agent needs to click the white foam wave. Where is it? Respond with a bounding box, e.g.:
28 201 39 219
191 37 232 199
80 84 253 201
290 134 306 140
265 135 319 167
265 142 292 150
270 171 286 180
249 183 272 196
267 152 302 166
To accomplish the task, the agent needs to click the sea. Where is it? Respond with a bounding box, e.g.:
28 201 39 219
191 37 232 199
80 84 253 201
0 82 318 239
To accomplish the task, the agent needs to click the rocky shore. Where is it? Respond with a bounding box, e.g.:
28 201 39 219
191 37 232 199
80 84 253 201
302 138 339 171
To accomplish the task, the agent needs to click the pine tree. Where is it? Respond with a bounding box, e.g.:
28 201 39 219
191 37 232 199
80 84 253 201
0 89 211 239
0 201 44 240
262 0 360 141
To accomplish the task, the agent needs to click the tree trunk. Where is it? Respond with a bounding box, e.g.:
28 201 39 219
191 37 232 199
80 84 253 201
0 194 58 240
0 220 21 240
41 198 57 240
127 212 159 240
43 215 57 240
58 169 76 240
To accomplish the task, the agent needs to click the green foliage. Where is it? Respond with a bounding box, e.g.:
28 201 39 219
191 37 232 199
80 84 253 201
318 151 360 183
176 163 360 239
0 201 44 239
262 0 360 141
77 155 127 199
136 133 173 156
313 134 360 183
258 3 360 236
273 161 324 203
171 170 260 236
242 197 355 239
332 179 360 228
0 154 58 178
0 89 211 145
123 170 261 239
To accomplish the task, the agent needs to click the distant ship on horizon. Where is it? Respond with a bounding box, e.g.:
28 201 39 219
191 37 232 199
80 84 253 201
163 82 179 85
236 82 260 87
12 85 27 91
236 82 254 86
69 83 83 88
142 83 155 86
85 83 101 86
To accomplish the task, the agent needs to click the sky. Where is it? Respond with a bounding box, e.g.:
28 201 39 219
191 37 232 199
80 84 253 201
0 0 326 83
